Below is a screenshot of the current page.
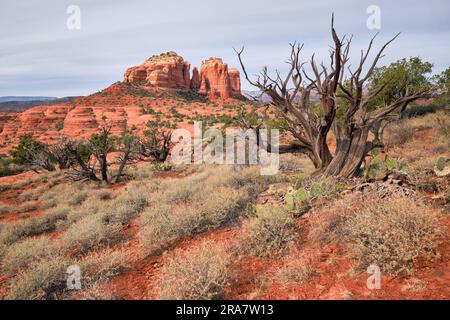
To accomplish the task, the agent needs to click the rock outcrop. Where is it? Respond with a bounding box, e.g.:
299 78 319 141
124 52 241 100
228 68 241 97
190 67 200 89
123 52 191 91
198 58 240 100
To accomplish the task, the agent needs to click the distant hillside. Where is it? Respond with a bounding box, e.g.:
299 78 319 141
0 97 79 113
0 96 57 103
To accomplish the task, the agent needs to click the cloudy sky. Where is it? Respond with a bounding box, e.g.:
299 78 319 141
1 0 449 97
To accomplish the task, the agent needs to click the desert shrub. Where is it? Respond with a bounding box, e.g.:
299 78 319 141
277 256 317 284
45 183 90 207
48 176 64 187
435 113 450 137
0 207 68 246
16 201 38 214
76 249 128 295
240 206 298 257
0 184 11 192
67 191 89 206
127 165 153 181
6 256 70 300
64 198 100 226
0 204 13 215
96 189 112 201
343 196 440 275
385 120 416 147
139 204 197 254
101 184 149 224
279 153 311 172
19 190 37 201
156 241 233 300
60 214 122 255
41 198 57 209
153 162 173 172
226 167 281 197
308 202 348 245
77 284 117 300
162 181 195 204
309 178 342 199
1 236 59 275
11 179 32 189
199 187 246 223
39 189 57 202
408 167 445 192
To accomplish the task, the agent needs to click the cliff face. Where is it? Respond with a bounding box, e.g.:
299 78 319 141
124 52 241 100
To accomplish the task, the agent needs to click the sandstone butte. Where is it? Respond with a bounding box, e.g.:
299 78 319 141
0 52 244 152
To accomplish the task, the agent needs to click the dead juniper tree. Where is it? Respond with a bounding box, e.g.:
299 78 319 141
236 17 432 178
64 140 99 182
49 137 77 170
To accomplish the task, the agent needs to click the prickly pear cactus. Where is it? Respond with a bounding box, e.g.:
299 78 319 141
284 188 309 211
434 157 450 177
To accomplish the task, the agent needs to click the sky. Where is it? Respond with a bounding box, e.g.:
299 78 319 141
1 0 449 97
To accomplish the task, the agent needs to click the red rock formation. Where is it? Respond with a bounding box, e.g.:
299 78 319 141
124 53 241 100
199 58 237 100
190 67 200 89
228 68 241 96
124 51 191 91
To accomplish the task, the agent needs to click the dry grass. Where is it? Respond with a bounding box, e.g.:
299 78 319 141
279 153 313 173
384 120 416 148
240 206 298 257
95 189 113 201
101 183 150 224
277 254 317 284
19 190 38 201
76 249 128 296
0 204 13 215
126 165 154 181
156 241 233 300
5 249 128 300
0 207 68 249
310 194 441 276
139 166 275 255
16 201 38 214
434 110 450 137
60 214 122 255
388 112 450 170
1 236 59 275
6 256 70 300
345 196 440 275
